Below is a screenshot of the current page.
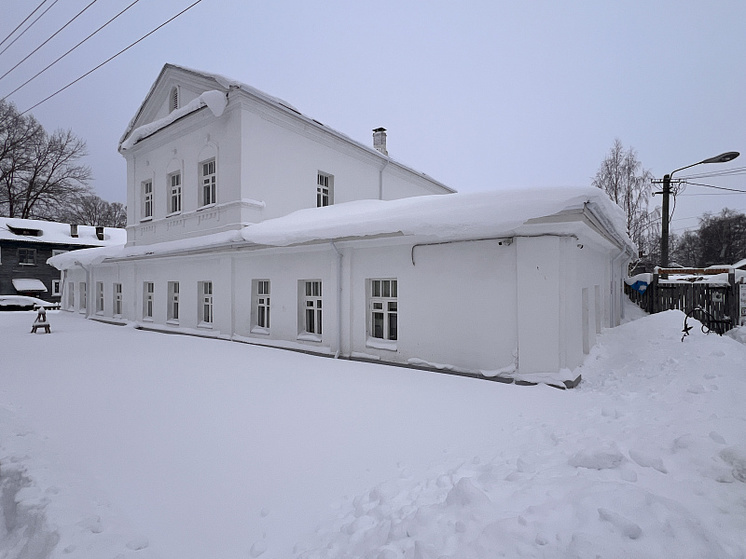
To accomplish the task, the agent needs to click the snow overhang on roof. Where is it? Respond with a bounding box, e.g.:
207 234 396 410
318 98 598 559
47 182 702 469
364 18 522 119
12 278 47 293
49 186 635 270
1 218 126 246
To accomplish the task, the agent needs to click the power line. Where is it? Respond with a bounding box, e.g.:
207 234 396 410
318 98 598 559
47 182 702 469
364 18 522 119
2 0 141 101
0 0 49 50
0 0 61 58
679 166 746 180
0 0 99 84
684 181 746 194
0 0 142 103
19 0 205 116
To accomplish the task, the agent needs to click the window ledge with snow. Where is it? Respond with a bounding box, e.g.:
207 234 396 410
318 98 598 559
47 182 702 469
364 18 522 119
366 337 397 352
251 326 270 336
297 332 322 343
166 319 179 326
197 204 217 212
139 217 153 223
197 322 213 330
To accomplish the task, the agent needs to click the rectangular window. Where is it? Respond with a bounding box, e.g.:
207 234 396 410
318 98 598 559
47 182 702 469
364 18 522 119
142 180 153 219
79 282 87 312
51 279 62 297
251 279 270 332
198 281 213 325
17 247 36 265
316 172 333 207
301 280 322 336
96 282 104 314
200 159 216 206
369 279 397 341
143 281 154 319
113 283 122 316
168 281 180 322
169 172 182 214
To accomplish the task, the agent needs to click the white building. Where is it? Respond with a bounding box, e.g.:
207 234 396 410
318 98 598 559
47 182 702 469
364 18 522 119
51 64 635 382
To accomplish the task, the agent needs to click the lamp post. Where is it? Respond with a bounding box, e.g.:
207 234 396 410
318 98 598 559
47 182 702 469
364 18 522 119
659 151 739 268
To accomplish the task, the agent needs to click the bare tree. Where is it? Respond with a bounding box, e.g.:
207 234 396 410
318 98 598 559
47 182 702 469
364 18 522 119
592 139 657 254
58 193 127 228
0 99 91 219
697 209 746 266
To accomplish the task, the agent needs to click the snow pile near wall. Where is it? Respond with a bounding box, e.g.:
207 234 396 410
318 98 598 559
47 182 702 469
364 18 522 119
120 89 227 151
242 185 631 247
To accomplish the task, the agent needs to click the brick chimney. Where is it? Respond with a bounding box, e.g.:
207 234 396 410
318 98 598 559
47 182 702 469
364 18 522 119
96 226 104 240
70 224 78 238
373 127 388 156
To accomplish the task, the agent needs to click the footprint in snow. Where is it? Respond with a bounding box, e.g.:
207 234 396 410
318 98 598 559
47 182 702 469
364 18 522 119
598 508 642 540
629 449 668 474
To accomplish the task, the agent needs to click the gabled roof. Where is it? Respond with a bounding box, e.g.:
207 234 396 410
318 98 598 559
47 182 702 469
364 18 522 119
118 64 455 193
0 217 126 247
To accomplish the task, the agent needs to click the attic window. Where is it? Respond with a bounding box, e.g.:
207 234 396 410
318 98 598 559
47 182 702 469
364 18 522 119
7 225 42 237
169 86 179 112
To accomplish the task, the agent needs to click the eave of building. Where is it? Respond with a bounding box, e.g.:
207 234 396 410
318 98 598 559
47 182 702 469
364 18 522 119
119 64 454 194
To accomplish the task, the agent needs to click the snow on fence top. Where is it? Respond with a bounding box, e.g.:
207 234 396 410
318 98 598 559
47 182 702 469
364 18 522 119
48 186 633 270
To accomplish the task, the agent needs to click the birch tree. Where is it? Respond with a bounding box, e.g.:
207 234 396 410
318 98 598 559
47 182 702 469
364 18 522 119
592 139 656 253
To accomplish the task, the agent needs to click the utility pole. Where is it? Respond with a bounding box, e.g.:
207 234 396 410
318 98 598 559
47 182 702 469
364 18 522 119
660 173 671 268
655 151 739 271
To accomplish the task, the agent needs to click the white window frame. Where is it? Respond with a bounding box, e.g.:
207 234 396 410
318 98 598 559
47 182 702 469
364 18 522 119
17 247 36 266
169 172 182 214
316 172 333 207
198 281 213 326
299 280 322 341
51 279 62 297
168 281 180 323
113 283 122 316
368 278 397 346
143 281 154 320
200 159 216 207
251 279 270 334
142 180 153 220
95 281 104 314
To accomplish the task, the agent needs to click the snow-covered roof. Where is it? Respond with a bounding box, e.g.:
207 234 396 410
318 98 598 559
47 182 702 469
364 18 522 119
49 186 634 270
12 278 47 292
0 217 126 247
733 258 746 269
118 64 454 193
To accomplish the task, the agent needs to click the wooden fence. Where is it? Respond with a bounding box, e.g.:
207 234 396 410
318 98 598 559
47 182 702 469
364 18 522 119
625 268 741 333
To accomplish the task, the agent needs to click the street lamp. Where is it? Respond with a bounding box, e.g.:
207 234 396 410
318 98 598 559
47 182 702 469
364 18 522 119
659 151 739 268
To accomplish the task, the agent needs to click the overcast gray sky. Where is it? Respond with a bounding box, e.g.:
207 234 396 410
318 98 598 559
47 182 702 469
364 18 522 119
2 0 745 234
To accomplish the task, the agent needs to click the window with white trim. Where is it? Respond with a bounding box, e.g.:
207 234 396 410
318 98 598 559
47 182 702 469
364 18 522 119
96 282 104 314
79 282 87 312
200 159 216 206
17 247 36 265
51 279 62 297
300 280 322 338
199 281 213 326
143 282 154 319
169 172 182 214
316 172 333 207
113 283 122 316
142 180 153 219
251 279 270 333
369 279 397 341
168 281 179 322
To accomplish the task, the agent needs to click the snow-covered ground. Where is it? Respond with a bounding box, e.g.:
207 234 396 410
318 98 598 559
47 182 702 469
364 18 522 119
1 303 745 558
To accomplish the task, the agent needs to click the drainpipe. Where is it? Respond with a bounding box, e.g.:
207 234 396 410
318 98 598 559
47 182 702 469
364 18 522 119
610 246 633 326
378 160 389 200
331 241 343 358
